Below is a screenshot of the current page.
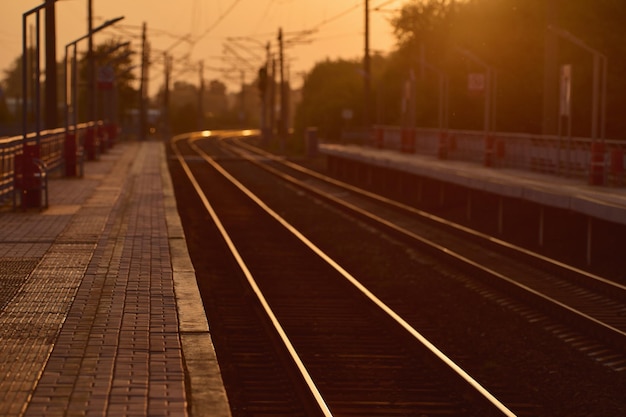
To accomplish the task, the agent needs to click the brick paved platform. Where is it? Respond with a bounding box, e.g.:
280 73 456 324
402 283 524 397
0 141 231 417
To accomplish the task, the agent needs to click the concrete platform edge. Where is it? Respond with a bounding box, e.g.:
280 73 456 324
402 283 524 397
320 144 626 225
159 143 232 417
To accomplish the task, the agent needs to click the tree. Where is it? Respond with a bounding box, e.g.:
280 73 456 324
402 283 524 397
391 0 459 56
1 49 44 130
77 38 136 125
168 81 198 133
445 0 547 132
388 0 626 137
0 87 13 126
1 56 23 130
293 0 626 140
294 59 366 140
2 54 24 99
2 50 74 131
205 79 229 120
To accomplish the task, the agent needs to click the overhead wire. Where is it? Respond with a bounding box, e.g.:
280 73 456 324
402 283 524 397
304 0 400 36
253 0 277 33
373 0 400 11
305 1 362 32
159 0 402 89
191 0 245 46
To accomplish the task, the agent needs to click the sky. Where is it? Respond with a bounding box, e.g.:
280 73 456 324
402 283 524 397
0 0 400 94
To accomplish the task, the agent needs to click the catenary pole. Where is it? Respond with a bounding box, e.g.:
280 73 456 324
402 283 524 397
364 0 371 129
45 0 58 129
88 0 96 124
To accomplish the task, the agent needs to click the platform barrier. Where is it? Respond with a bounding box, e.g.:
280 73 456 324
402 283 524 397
401 128 415 154
84 125 101 161
359 126 625 187
375 126 384 149
609 148 624 186
13 144 48 209
306 127 319 157
438 131 448 160
589 142 605 186
0 121 116 206
65 131 79 177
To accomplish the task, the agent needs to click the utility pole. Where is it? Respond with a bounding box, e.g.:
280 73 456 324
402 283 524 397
542 0 559 135
44 0 57 129
240 70 245 124
269 56 276 140
198 60 204 130
259 42 270 142
30 23 39 129
163 52 170 138
139 22 147 140
278 27 285 152
88 0 96 124
364 0 371 129
20 4 46 208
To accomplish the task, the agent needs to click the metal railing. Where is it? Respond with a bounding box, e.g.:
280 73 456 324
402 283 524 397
340 126 625 187
0 123 93 205
0 136 22 203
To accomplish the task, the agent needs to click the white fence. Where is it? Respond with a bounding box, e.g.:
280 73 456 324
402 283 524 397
339 126 626 186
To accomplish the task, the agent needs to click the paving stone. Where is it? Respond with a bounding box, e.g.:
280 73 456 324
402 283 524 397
0 140 231 417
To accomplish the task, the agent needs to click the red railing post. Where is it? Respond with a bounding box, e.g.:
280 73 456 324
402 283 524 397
484 135 495 167
589 142 605 185
107 122 118 148
609 147 624 186
97 123 108 153
401 127 415 154
438 131 448 160
85 125 97 160
375 126 384 149
15 143 42 208
65 130 78 177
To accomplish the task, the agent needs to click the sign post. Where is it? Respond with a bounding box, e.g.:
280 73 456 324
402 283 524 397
558 64 572 176
457 47 497 167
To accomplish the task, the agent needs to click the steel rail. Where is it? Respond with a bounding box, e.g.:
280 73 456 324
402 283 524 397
171 133 334 417
222 136 626 348
232 136 626 295
181 131 517 417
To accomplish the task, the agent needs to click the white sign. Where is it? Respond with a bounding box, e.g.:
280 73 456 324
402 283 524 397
559 64 572 117
468 73 486 93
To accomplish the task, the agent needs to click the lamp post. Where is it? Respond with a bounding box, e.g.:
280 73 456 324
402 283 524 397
547 25 607 185
63 16 124 174
88 0 94 126
456 47 497 134
64 16 125 131
547 25 607 142
456 47 498 166
277 27 285 152
22 4 46 148
364 0 371 130
18 3 47 208
44 0 57 129
415 55 449 159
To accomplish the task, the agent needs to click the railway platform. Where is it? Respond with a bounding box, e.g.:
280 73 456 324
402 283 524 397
320 143 626 225
0 140 231 417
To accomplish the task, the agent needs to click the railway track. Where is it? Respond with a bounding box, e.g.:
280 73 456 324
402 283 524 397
221 134 626 364
169 130 626 416
170 132 521 416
